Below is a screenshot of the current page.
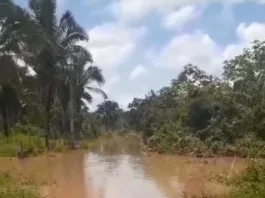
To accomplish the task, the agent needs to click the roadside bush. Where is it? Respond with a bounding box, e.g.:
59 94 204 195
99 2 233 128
0 133 45 157
228 160 265 198
147 123 210 156
10 124 44 136
0 172 39 198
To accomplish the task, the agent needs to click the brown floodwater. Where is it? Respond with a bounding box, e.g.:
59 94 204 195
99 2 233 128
0 136 247 198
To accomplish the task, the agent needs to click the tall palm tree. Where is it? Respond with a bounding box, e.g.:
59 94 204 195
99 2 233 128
0 55 24 136
58 54 107 140
96 100 121 131
19 0 91 147
0 1 41 136
0 0 104 145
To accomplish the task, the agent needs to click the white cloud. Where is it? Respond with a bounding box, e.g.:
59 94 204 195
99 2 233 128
163 5 198 30
104 75 121 92
223 22 265 59
236 22 265 42
13 57 26 67
80 23 146 70
87 74 121 111
130 65 148 80
154 30 223 75
80 22 145 111
84 2 265 110
148 22 265 78
89 22 265 110
112 0 262 23
215 4 236 35
57 0 63 5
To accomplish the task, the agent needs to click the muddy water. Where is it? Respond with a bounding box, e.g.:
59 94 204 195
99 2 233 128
0 136 247 198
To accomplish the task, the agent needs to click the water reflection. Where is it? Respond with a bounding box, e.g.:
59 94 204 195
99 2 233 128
84 153 168 198
0 135 247 198
141 156 246 198
83 152 245 198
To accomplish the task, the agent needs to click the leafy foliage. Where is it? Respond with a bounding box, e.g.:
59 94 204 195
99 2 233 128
96 100 126 132
0 0 106 147
0 172 39 198
228 161 265 198
125 41 265 157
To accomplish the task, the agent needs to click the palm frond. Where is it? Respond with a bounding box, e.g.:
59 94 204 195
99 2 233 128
79 99 87 109
68 45 93 63
86 86 108 100
58 10 88 47
82 65 105 86
28 0 41 17
0 2 46 60
82 92 92 103
36 0 57 37
62 31 88 47
0 0 17 20
0 55 21 85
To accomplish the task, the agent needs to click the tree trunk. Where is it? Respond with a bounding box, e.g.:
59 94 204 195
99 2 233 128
44 107 51 148
44 84 54 149
2 109 9 137
69 64 75 147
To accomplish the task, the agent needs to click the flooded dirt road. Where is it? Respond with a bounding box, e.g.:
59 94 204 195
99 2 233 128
0 135 247 198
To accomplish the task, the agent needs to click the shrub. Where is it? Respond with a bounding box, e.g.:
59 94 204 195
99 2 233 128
228 160 265 198
10 124 44 136
0 134 46 157
0 172 39 198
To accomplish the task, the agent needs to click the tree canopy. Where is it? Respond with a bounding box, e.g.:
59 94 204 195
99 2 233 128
0 0 106 146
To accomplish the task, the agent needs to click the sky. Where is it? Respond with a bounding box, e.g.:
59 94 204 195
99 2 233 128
14 0 265 110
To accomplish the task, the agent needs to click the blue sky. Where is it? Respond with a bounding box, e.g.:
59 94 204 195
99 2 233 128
14 0 265 109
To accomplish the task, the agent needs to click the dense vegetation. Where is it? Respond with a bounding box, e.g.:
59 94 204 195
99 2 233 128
228 160 265 198
3 0 265 159
0 0 107 155
1 1 265 197
0 172 39 198
121 41 265 158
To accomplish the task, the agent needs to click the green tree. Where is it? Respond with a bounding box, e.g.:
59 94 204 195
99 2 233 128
96 100 121 131
224 40 265 139
21 0 90 146
58 57 107 140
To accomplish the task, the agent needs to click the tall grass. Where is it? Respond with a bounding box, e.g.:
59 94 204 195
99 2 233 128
207 160 265 198
0 172 39 198
228 160 265 198
0 134 46 157
0 133 70 157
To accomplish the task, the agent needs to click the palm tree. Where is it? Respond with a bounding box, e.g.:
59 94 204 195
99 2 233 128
58 54 107 140
0 1 41 136
75 65 107 113
0 0 105 145
17 0 91 147
0 55 23 136
96 100 121 131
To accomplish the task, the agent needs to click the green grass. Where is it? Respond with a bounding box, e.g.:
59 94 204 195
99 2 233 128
0 133 73 157
227 160 265 198
147 127 265 158
0 172 40 198
0 134 46 157
207 160 265 198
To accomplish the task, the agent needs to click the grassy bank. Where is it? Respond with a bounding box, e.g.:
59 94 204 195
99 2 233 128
0 172 40 198
0 133 70 157
204 160 265 198
146 130 265 158
227 160 265 198
0 130 138 157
